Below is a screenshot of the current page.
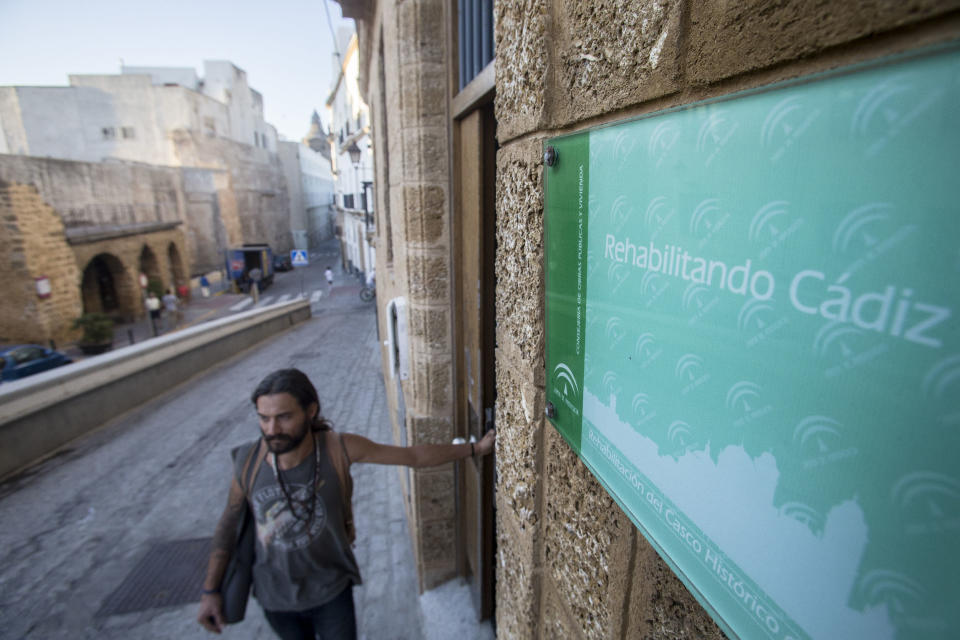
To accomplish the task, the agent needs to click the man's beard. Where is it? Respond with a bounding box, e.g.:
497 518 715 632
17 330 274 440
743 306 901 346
263 421 310 454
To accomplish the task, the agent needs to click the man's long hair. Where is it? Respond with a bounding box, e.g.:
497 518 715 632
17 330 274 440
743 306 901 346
250 368 333 431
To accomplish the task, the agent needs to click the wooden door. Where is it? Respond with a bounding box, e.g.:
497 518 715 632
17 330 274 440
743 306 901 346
454 101 496 621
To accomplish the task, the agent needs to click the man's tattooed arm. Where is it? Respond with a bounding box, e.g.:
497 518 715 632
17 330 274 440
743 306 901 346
202 476 246 592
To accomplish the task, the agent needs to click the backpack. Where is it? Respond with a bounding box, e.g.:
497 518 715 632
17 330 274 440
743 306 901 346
324 430 356 544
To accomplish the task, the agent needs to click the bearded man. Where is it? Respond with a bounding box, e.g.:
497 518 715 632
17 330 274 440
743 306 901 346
197 368 494 639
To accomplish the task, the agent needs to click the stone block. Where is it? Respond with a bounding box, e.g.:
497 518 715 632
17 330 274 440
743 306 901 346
541 426 635 640
403 184 447 246
406 251 449 303
494 0 549 142
399 63 447 131
419 516 455 565
494 354 544 531
408 414 454 445
407 353 452 414
415 468 455 521
495 506 541 640
551 0 682 128
407 302 449 352
495 138 545 368
397 0 446 67
401 126 449 183
541 578 583 640
687 0 960 85
626 540 727 639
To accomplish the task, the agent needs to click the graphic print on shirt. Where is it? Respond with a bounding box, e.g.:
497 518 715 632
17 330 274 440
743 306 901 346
252 481 327 551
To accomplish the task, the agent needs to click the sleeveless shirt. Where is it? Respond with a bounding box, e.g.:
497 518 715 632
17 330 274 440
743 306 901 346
231 434 362 612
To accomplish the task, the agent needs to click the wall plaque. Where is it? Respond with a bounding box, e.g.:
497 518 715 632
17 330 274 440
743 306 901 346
545 43 959 640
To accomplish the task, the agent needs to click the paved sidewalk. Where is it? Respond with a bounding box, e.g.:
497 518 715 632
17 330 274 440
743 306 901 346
0 292 493 638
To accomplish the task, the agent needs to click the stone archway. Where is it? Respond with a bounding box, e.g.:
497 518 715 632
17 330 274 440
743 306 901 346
140 245 162 292
80 253 135 319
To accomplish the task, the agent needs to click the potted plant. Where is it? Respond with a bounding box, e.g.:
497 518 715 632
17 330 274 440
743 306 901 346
73 312 114 355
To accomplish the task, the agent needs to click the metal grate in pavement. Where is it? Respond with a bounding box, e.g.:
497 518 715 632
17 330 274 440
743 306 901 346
96 537 211 617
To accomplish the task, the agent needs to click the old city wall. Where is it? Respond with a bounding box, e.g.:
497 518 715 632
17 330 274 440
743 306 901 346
493 2 960 640
0 154 182 231
181 167 233 274
172 131 292 256
0 154 193 344
0 179 82 346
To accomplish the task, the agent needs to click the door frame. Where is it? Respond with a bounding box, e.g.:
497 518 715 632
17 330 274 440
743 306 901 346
448 3 497 619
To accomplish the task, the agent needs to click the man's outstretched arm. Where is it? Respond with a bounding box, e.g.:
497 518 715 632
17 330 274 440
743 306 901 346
197 475 245 634
343 428 495 468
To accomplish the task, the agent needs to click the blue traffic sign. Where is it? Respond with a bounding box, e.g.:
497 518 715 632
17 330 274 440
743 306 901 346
291 250 308 266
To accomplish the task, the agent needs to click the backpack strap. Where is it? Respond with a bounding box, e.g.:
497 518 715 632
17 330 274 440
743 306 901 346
238 439 267 498
325 430 355 544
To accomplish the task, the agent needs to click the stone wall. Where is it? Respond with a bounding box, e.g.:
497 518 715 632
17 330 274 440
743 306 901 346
391 0 458 589
0 179 82 346
0 154 194 344
493 2 960 639
172 130 292 257
0 154 183 231
348 0 461 591
181 167 231 274
0 179 188 345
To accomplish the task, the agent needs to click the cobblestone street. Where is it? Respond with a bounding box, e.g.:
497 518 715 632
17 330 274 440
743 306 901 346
0 289 492 640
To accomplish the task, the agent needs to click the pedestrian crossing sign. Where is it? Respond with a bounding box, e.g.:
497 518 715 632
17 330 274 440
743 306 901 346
291 250 308 266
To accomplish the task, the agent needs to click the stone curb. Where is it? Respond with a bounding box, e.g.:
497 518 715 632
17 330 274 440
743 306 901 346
0 298 311 481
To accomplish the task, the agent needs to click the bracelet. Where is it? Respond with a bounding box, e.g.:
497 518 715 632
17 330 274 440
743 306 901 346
470 442 475 457
201 588 220 595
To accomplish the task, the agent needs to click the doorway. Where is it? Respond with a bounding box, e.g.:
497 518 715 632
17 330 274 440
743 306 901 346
81 254 123 314
453 98 497 621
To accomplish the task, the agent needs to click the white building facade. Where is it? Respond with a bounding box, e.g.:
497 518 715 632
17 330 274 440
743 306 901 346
0 61 278 165
327 29 375 280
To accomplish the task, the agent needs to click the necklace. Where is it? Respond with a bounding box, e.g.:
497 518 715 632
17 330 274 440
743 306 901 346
271 433 321 527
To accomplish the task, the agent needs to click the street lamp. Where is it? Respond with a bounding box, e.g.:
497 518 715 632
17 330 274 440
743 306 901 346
347 141 362 166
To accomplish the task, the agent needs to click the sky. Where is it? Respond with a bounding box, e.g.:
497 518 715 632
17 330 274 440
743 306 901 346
0 0 354 141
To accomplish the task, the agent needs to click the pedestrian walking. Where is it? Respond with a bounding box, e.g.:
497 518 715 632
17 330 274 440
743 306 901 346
162 288 181 332
249 267 262 304
200 274 211 298
324 266 334 294
197 368 495 639
146 291 161 336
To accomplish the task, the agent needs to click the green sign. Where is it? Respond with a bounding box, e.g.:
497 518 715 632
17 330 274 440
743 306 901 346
545 44 959 640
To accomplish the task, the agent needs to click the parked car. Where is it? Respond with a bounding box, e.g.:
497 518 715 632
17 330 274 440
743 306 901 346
0 344 73 382
273 254 293 272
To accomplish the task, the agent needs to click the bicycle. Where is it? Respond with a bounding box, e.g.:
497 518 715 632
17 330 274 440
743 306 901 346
359 279 376 302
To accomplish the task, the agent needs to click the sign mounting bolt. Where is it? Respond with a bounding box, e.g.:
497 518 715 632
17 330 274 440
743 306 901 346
544 146 558 167
545 402 557 419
